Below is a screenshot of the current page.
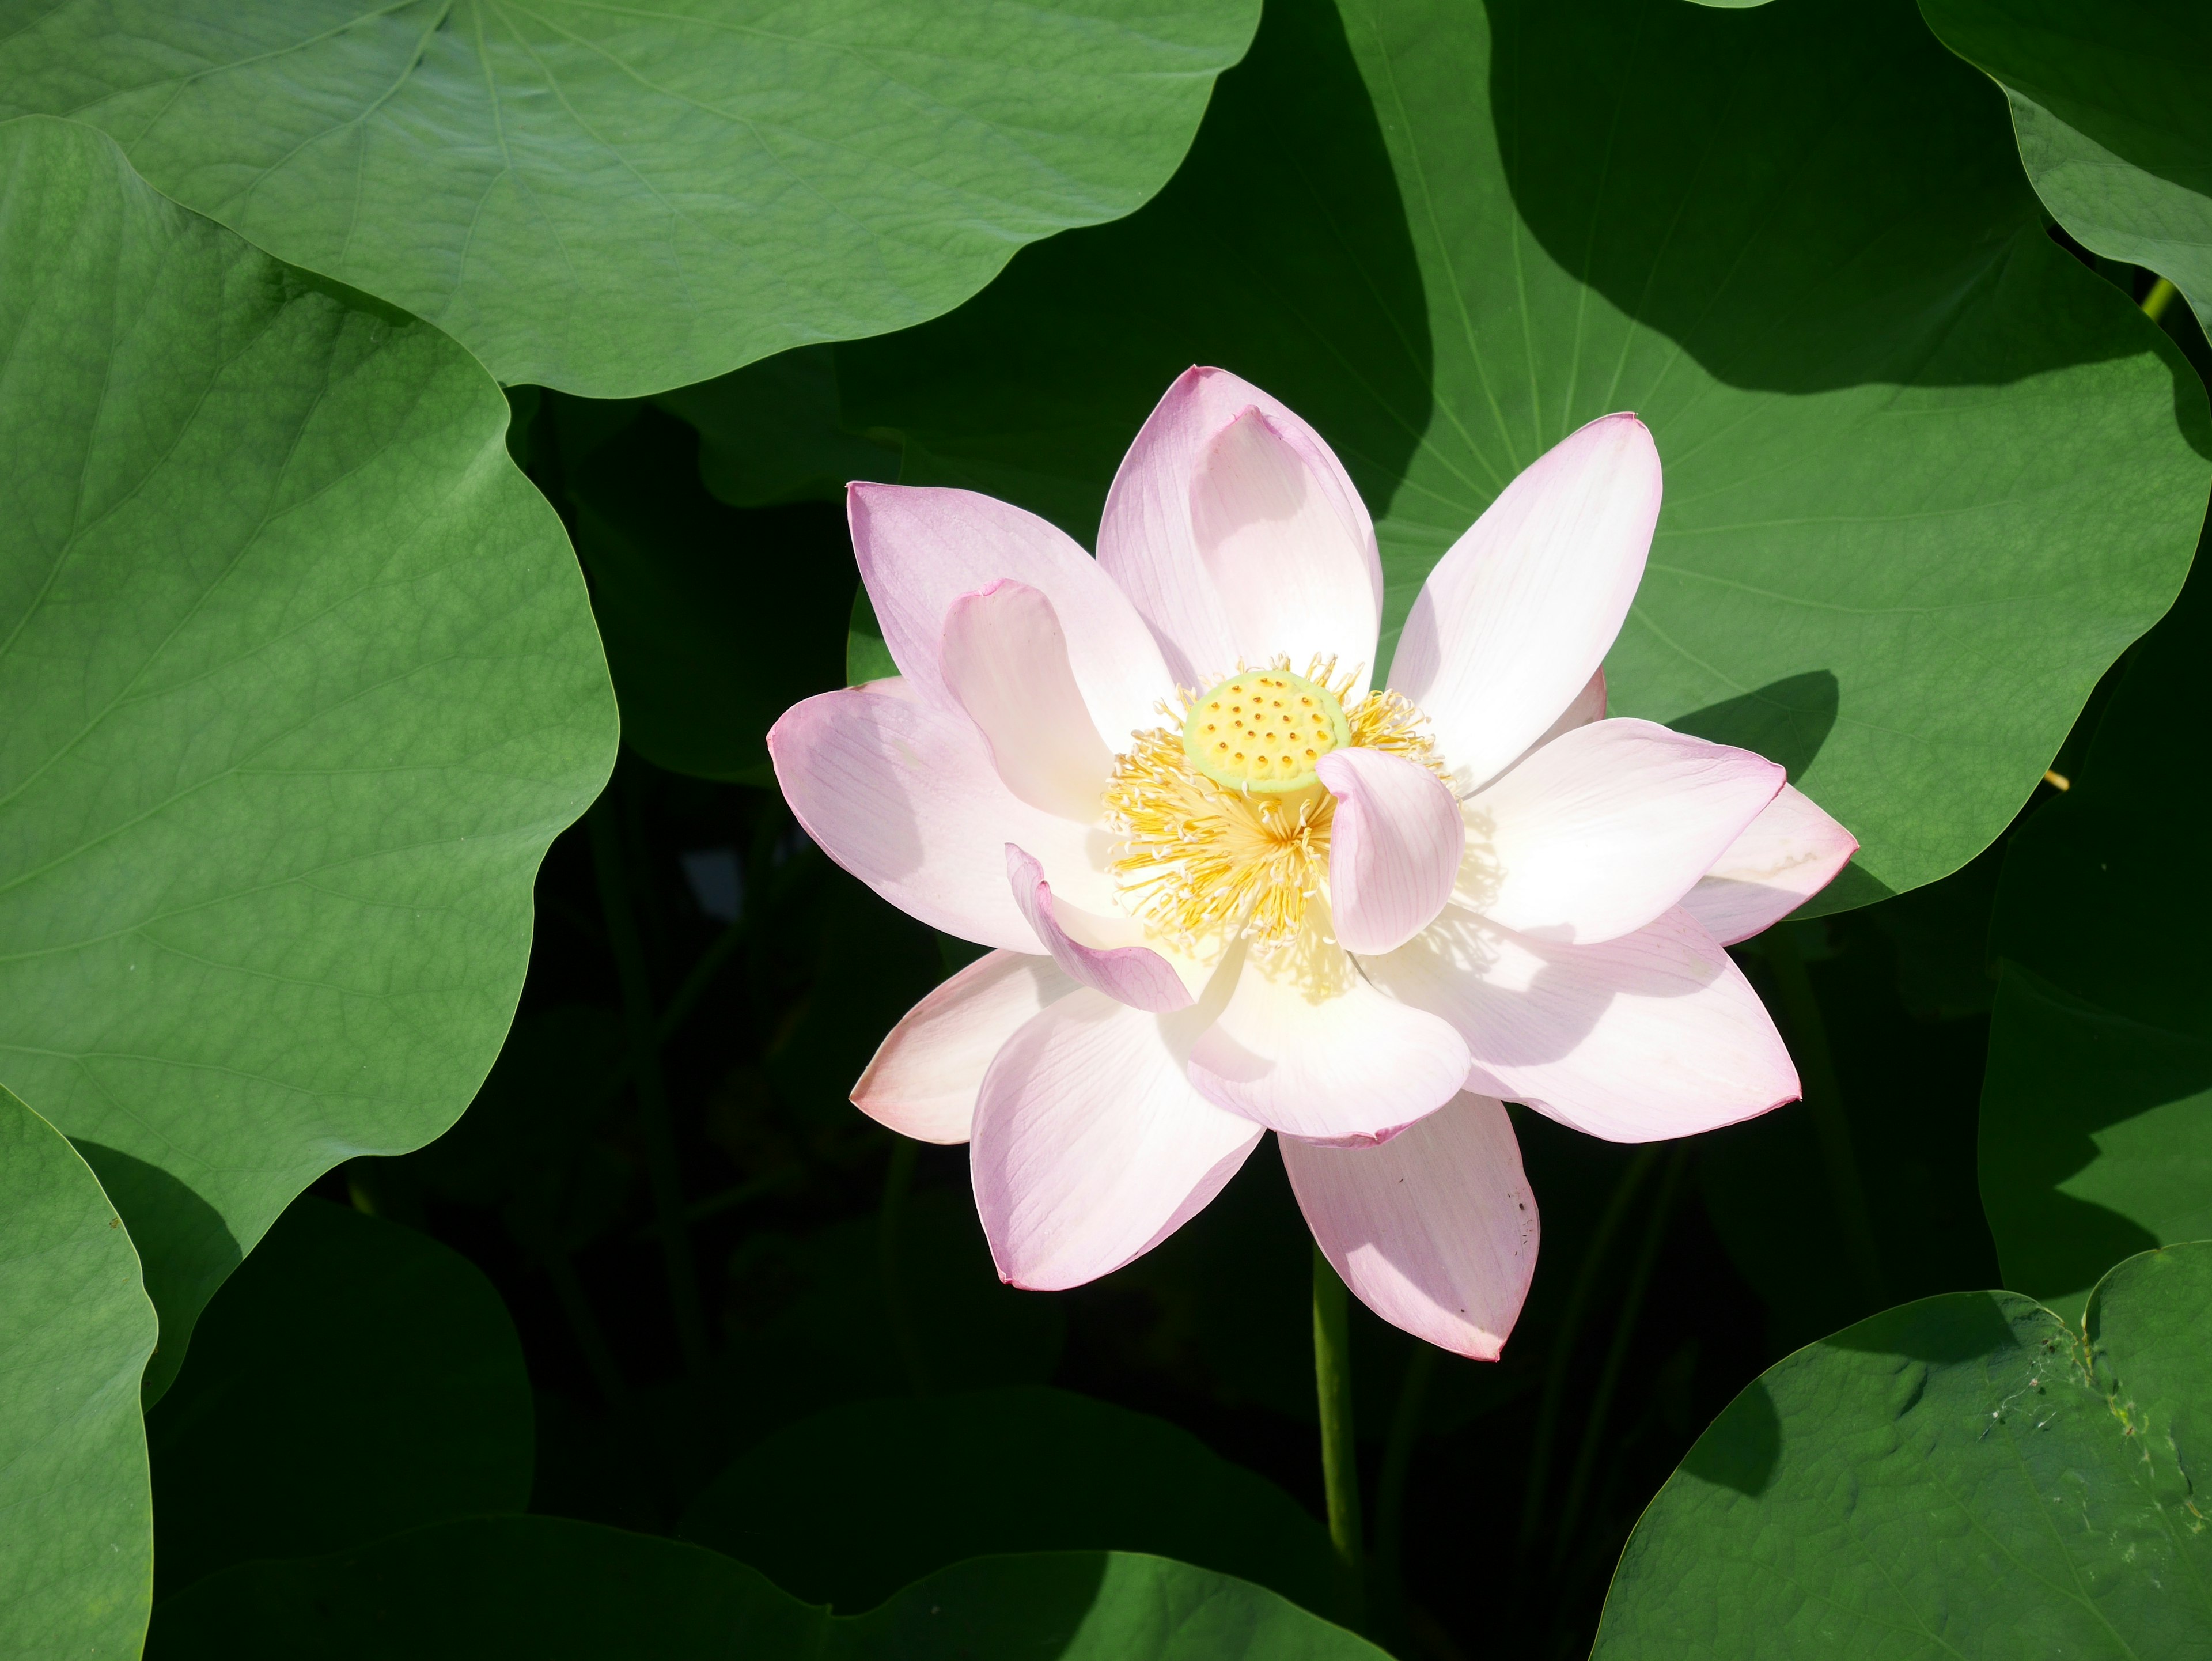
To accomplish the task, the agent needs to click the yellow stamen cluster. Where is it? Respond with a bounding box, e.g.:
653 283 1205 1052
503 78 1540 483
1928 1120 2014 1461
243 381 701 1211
1103 657 1444 956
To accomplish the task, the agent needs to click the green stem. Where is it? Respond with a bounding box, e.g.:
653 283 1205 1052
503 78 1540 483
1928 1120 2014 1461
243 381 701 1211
655 917 745 1047
544 1246 628 1410
1762 924 1884 1308
1370 1340 1435 1643
588 796 709 1371
2144 275 2177 322
1550 1148 1687 1569
879 1138 929 1394
1517 1146 1657 1554
1312 1244 1366 1628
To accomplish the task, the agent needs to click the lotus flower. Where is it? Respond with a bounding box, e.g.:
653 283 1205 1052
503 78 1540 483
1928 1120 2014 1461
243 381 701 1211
770 368 1855 1359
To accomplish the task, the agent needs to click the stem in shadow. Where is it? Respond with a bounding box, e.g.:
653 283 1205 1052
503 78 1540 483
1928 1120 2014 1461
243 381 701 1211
1518 1145 1657 1557
589 794 708 1371
1549 1146 1688 1569
1312 1244 1366 1630
878 1137 928 1394
1762 923 1884 1309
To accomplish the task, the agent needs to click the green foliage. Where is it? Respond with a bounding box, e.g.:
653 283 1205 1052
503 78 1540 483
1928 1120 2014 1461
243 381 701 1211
0 1 1262 396
830 0 2209 907
1980 536 2212 1316
1921 0 2212 325
0 114 616 1399
146 1518 1386 1659
0 1085 157 1661
149 1197 533 1595
561 407 855 784
1593 1242 2212 1658
677 1386 1343 1618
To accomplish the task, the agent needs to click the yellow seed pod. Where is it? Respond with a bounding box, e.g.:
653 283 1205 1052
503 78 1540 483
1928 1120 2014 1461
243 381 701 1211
1181 668 1351 793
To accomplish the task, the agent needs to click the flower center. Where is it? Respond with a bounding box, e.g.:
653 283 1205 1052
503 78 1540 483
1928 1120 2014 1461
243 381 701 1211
1181 668 1350 794
1103 657 1442 957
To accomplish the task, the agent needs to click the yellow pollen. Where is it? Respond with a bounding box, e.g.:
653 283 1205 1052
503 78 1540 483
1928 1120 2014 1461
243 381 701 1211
1104 657 1446 956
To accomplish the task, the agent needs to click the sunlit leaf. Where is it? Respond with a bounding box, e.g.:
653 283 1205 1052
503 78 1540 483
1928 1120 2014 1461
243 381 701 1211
0 115 616 1399
147 1519 1387 1659
1593 1242 2212 1658
0 1 1261 396
0 1084 157 1660
832 0 2210 907
149 1197 533 1595
1920 0 2212 325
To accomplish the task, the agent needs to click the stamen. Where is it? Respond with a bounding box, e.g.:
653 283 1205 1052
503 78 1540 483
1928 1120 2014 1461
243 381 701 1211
1104 656 1446 956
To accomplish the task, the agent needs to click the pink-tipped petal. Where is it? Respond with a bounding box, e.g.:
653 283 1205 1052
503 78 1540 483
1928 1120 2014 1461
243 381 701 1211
1007 845 1193 1014
770 687 1103 951
1098 367 1382 692
1283 1094 1538 1360
973 989 1264 1290
1317 748 1465 956
1187 932 1468 1142
1388 415 1662 794
854 951 1079 1144
850 483 1169 741
1681 784 1858 944
1367 906 1800 1143
1460 718 1784 945
942 582 1114 822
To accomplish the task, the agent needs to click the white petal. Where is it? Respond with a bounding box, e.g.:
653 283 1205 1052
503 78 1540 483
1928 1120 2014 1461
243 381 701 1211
1388 415 1661 793
1006 844 1193 1014
1317 747 1465 955
1283 1094 1538 1360
1365 906 1799 1142
768 687 1103 951
1098 367 1382 693
941 581 1114 822
1680 784 1858 944
850 482 1171 742
972 989 1263 1290
1460 718 1782 945
1187 931 1467 1142
853 951 1078 1144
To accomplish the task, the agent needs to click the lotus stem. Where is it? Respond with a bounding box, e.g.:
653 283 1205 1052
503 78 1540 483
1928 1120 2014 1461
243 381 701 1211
1762 923 1885 1308
1312 1243 1366 1628
589 794 709 1372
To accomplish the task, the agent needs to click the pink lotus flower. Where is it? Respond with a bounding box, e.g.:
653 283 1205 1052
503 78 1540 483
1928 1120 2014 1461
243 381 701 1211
770 368 1855 1359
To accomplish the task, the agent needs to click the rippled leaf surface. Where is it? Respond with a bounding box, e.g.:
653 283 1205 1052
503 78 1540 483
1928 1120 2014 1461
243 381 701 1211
1593 1242 2212 1659
0 1 1261 395
0 1085 157 1661
0 115 615 1398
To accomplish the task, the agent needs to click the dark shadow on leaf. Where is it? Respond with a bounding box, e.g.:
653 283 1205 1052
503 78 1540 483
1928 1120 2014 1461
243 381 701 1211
73 1139 240 1408
1670 671 1838 781
1680 1380 1781 1497
1488 0 2167 395
1825 1289 2020 1363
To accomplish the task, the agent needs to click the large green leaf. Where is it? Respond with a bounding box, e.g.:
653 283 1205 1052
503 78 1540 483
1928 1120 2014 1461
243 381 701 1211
0 1 1261 397
676 1386 1343 1620
1979 533 2212 1317
0 1085 157 1660
148 1197 533 1595
1592 1242 2212 1659
146 1518 1387 1659
1919 0 2212 326
829 0 2209 907
0 115 616 1399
